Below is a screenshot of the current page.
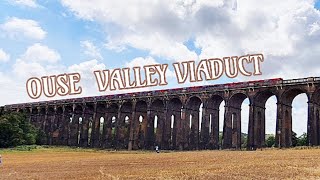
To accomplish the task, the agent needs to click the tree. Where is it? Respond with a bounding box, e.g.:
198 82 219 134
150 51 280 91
241 133 248 148
265 135 275 147
297 133 308 146
292 131 299 147
0 112 39 148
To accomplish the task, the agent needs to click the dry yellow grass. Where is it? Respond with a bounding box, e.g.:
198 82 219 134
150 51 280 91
1 147 320 179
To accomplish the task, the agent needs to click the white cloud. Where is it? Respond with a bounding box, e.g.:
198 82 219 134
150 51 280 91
125 56 157 68
13 59 47 78
61 0 201 61
12 43 61 79
10 0 38 8
0 49 10 62
1 17 46 40
68 59 106 79
125 56 176 78
61 0 320 80
80 40 102 60
0 71 27 106
21 43 60 63
68 59 107 96
116 33 198 61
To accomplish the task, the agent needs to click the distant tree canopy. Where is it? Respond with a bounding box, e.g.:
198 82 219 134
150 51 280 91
264 131 308 148
292 132 308 147
265 135 275 147
0 112 40 148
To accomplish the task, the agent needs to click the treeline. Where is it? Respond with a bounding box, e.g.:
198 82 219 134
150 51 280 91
0 112 44 148
265 132 308 147
224 132 307 148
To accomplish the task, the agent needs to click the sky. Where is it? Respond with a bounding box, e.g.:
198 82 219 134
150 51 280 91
0 0 320 135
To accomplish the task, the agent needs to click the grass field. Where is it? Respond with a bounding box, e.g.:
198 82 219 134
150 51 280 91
1 147 320 179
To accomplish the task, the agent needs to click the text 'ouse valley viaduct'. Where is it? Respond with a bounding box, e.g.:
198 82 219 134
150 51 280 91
1 77 320 150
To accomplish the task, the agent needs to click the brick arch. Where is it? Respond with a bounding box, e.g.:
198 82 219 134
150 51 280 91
51 106 63 145
204 94 225 149
90 103 106 148
254 90 278 107
150 99 165 113
42 106 55 145
121 101 132 113
80 103 95 147
39 106 46 115
168 97 182 112
145 99 165 149
186 96 203 111
61 105 73 146
74 105 83 114
69 105 83 146
104 103 119 148
228 92 249 109
247 90 279 150
184 96 202 150
38 107 47 131
116 101 133 149
281 88 310 105
30 107 40 128
206 94 225 109
222 92 250 149
166 97 182 150
135 100 147 114
132 100 148 150
277 88 310 148
106 103 118 113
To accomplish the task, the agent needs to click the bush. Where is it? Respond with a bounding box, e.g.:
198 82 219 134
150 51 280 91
0 112 39 148
292 131 308 147
297 133 308 146
265 135 275 147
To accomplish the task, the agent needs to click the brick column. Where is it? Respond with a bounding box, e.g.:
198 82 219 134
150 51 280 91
128 100 137 150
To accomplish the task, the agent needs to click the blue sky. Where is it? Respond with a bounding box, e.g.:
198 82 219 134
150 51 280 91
316 0 320 9
0 0 319 77
0 0 320 135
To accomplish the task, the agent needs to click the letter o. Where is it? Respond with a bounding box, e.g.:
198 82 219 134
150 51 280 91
26 77 42 99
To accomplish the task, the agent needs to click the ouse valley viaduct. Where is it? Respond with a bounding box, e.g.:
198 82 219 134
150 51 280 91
1 77 320 150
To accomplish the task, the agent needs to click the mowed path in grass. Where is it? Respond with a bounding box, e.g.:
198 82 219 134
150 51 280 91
1 148 320 179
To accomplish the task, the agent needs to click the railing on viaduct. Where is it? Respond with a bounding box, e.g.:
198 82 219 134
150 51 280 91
1 77 320 150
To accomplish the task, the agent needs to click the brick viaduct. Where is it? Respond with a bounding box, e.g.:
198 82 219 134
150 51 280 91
1 77 320 150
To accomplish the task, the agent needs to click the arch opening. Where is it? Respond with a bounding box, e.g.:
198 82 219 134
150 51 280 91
206 94 225 149
225 92 249 149
186 96 202 150
99 117 104 135
265 95 277 148
167 98 182 149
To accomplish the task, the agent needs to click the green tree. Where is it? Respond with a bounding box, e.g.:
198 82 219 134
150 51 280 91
265 135 275 147
241 133 248 148
292 131 299 147
0 112 39 148
297 133 308 146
